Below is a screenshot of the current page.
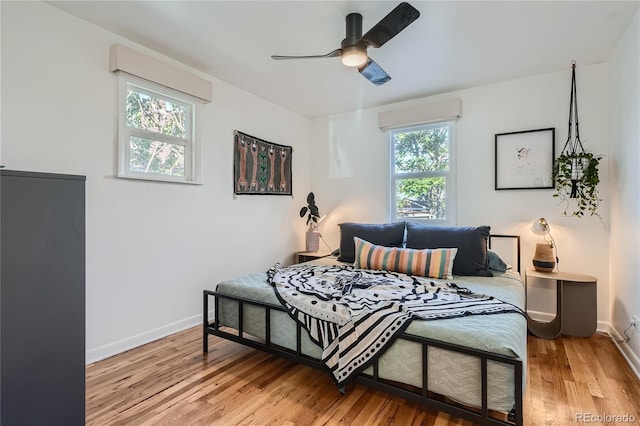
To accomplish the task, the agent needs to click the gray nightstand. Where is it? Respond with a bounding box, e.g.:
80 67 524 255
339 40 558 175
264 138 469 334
294 250 332 264
525 268 597 339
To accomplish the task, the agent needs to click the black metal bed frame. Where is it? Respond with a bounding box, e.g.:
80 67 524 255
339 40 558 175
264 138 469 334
203 290 524 426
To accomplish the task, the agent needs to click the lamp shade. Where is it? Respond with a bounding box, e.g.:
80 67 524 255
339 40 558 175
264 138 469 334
531 217 550 236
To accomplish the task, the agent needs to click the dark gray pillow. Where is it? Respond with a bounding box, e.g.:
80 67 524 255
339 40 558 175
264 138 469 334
338 222 405 263
488 249 510 272
405 223 492 277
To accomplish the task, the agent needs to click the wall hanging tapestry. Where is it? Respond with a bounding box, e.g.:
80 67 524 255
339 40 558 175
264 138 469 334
233 131 292 196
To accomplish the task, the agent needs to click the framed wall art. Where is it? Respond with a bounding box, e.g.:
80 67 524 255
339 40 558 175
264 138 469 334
233 130 292 195
495 128 555 190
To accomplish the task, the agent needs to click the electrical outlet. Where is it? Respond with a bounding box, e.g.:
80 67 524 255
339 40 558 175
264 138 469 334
633 315 640 331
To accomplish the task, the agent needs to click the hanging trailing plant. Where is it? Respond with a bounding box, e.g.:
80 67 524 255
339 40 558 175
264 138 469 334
552 61 603 218
553 151 602 217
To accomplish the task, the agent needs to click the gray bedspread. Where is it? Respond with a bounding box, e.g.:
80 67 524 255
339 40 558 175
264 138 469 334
213 256 527 411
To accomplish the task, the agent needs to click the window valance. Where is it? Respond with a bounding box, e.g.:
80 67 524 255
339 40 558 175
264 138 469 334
109 44 212 103
378 98 462 130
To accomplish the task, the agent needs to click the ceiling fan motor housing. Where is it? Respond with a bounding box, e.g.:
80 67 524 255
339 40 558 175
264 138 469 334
344 13 363 44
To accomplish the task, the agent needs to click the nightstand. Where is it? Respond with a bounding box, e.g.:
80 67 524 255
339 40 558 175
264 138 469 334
525 268 597 339
294 250 332 264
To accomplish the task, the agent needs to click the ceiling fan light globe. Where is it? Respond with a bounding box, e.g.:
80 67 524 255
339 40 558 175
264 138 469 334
341 46 368 67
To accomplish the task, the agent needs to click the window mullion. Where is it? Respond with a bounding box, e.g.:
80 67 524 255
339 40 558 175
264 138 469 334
128 128 188 147
393 171 448 179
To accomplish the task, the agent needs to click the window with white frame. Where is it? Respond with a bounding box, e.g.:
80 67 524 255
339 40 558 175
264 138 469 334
389 122 456 224
118 75 198 183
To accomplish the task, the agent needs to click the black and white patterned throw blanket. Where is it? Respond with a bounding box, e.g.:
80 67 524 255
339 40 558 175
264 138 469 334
267 263 524 388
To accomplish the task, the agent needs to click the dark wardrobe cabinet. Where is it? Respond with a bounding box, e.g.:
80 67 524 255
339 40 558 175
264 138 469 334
1 170 86 426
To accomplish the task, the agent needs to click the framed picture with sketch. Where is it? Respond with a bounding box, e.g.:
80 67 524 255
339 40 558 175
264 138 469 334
495 128 555 190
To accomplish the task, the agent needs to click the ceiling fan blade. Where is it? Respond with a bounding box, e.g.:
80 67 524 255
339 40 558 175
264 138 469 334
360 2 420 49
271 49 341 60
358 58 391 85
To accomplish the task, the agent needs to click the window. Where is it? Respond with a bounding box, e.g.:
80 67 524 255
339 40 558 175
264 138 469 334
389 122 455 224
118 75 198 183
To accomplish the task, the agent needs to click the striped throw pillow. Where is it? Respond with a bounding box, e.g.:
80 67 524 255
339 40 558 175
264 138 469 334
353 237 458 279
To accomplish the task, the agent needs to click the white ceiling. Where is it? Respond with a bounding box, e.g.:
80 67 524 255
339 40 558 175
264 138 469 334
48 1 639 118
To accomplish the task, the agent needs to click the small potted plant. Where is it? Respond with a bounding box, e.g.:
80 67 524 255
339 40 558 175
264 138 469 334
299 192 321 252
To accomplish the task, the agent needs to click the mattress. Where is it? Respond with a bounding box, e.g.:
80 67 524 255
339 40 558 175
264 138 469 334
213 256 527 412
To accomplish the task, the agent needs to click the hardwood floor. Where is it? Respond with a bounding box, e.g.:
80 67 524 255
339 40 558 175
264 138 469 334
86 328 640 425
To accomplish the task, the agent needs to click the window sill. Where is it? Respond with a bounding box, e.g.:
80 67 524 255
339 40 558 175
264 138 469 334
115 173 203 185
392 217 452 226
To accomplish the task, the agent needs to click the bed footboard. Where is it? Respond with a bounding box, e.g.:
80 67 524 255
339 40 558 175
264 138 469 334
203 289 523 426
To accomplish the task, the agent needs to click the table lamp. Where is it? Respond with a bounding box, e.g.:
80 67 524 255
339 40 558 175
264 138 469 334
531 218 558 272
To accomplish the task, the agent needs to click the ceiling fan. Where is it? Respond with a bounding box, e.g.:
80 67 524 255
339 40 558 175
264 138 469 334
271 2 420 86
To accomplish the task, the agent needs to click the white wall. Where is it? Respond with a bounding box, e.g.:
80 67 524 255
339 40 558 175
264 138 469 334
311 65 611 325
0 2 312 362
609 10 640 370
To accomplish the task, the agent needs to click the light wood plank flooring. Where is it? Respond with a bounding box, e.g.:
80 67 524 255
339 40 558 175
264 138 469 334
86 328 640 425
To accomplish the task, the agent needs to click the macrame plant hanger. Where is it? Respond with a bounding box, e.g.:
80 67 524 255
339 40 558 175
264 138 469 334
560 61 587 198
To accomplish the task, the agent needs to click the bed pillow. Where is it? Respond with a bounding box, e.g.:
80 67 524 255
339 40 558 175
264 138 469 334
405 223 492 277
487 249 510 272
338 222 405 263
353 237 457 279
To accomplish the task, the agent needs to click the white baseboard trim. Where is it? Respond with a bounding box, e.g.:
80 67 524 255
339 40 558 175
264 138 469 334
608 326 640 381
86 309 215 365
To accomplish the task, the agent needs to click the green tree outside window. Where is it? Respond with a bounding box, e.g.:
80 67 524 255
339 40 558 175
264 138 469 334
393 126 450 220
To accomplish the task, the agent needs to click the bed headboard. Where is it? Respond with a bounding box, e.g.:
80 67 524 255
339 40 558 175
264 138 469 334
488 234 521 273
